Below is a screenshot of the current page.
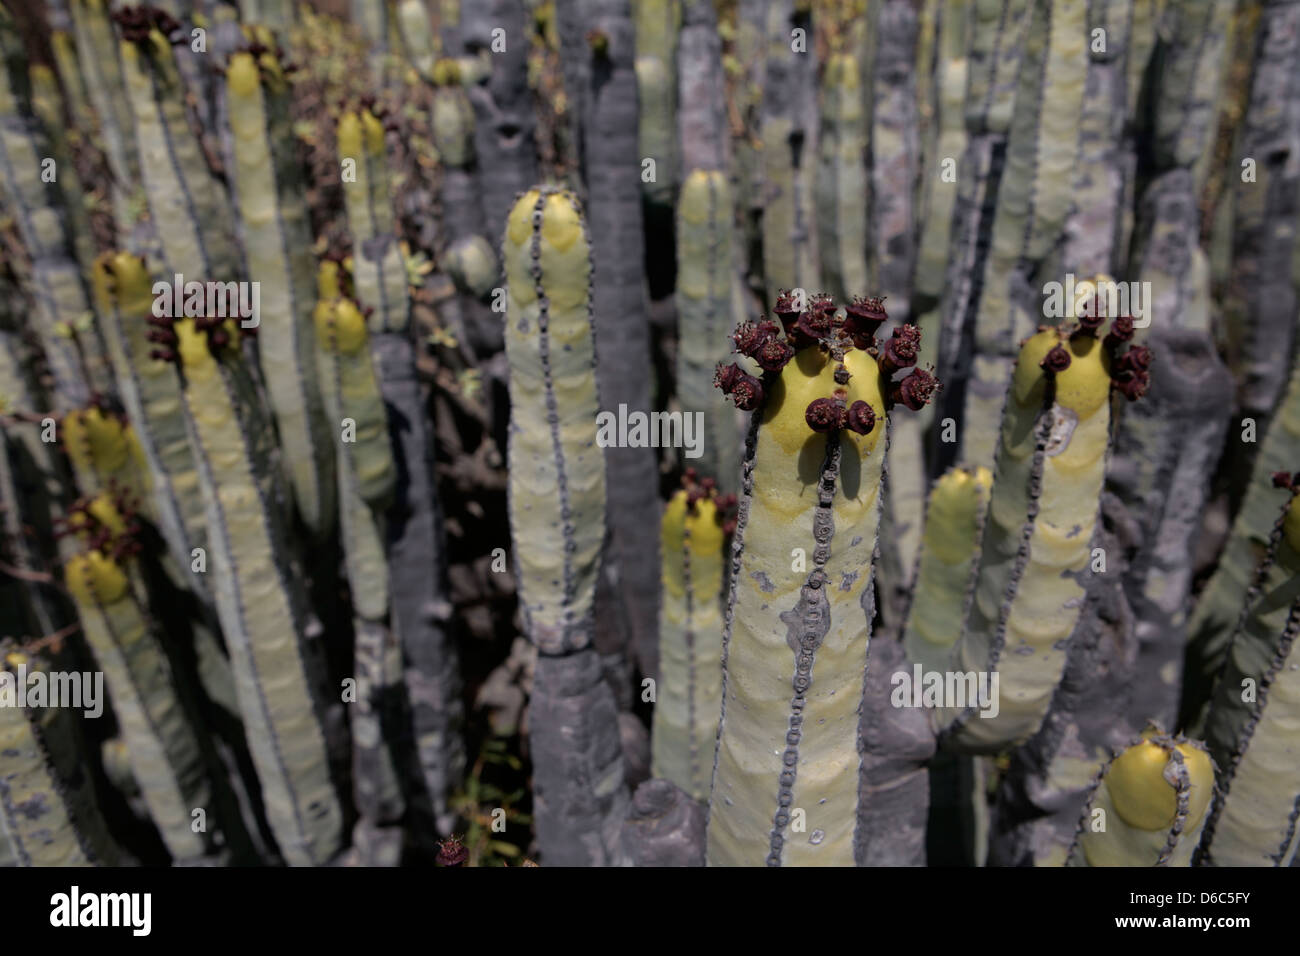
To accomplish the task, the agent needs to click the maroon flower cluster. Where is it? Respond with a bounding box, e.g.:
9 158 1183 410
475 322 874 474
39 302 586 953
1103 316 1150 401
56 486 145 564
714 293 941 429
1272 471 1300 491
804 397 877 435
713 362 765 411
681 467 739 536
144 309 257 365
889 367 939 412
1062 313 1152 401
112 5 183 44
436 836 468 867
843 296 889 350
1040 344 1072 373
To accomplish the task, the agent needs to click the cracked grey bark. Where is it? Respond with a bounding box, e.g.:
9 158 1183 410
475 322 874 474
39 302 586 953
1220 0 1300 490
557 0 660 683
530 649 630 866
855 636 935 866
370 332 465 838
620 778 705 866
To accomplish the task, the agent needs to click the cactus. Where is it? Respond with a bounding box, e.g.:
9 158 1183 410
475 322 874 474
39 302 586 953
27 64 100 280
1218 0 1300 486
814 53 868 306
557 0 662 682
757 0 819 303
502 187 628 864
0 0 1297 875
707 296 936 866
901 464 990 676
457 0 539 248
395 0 437 80
116 10 241 285
1110 0 1236 728
312 274 406 865
911 0 967 359
864 0 921 324
932 0 1030 472
429 65 502 355
163 315 345 866
1186 348 1300 718
675 2 744 493
338 109 409 335
226 49 335 538
67 0 142 239
62 493 215 862
1067 731 1215 866
0 646 122 866
675 169 744 492
952 0 1089 471
633 0 680 211
0 8 111 408
93 252 211 594
651 474 728 800
1197 482 1300 866
339 107 465 835
60 405 153 520
937 324 1126 752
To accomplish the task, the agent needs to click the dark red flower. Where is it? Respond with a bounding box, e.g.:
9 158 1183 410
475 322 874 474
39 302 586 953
844 400 876 436
890 368 939 411
755 337 795 372
1040 344 1072 373
794 306 834 348
1113 370 1150 401
715 363 764 410
773 290 802 336
714 362 743 392
437 837 468 867
843 296 888 349
1114 344 1152 374
1074 312 1104 338
1272 471 1295 490
880 325 921 375
1104 315 1136 351
805 397 845 432
733 319 776 356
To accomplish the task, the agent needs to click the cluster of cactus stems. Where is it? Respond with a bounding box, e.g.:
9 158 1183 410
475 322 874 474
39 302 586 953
1 0 1299 871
